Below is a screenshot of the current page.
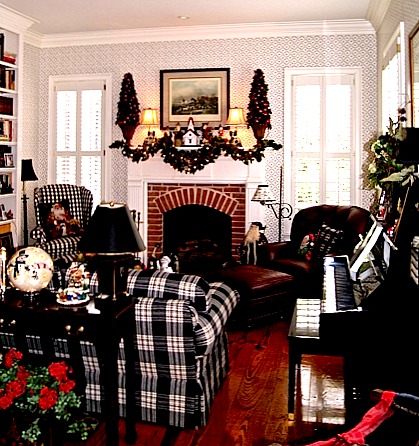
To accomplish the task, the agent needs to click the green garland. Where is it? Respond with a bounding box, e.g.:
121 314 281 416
110 135 282 174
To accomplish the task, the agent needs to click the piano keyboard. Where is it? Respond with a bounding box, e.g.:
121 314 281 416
322 256 357 313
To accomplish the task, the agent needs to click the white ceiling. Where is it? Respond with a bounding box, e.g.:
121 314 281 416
1 0 374 36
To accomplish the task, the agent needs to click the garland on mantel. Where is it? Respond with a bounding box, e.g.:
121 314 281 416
109 136 282 174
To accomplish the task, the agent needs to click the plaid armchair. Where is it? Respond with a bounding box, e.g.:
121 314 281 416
42 268 239 428
30 184 93 264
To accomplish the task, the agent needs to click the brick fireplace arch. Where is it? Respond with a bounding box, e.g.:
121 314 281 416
147 183 246 261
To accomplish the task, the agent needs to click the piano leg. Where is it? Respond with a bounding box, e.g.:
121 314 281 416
288 338 301 422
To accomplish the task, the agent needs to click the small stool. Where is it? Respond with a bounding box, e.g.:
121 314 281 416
209 264 296 328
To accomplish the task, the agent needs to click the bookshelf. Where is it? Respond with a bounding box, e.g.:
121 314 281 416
0 8 35 248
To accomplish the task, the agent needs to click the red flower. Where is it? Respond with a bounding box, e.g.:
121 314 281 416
16 366 30 383
59 379 76 394
48 362 68 383
38 387 58 410
3 349 23 368
0 393 14 409
5 380 26 398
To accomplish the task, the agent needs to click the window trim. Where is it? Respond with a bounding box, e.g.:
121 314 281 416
284 67 362 236
381 22 406 132
48 73 112 203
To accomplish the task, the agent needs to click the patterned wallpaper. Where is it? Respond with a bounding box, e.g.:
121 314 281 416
22 31 378 241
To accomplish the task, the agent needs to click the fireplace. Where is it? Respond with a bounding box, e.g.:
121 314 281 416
127 156 266 271
147 183 246 271
164 204 232 273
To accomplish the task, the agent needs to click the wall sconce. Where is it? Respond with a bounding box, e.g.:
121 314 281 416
226 107 246 143
251 168 293 241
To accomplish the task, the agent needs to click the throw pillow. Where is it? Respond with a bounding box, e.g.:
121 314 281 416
297 233 315 261
40 200 83 241
311 224 344 263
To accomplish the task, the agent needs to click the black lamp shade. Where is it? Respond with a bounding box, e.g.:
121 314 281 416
21 159 38 182
78 202 145 255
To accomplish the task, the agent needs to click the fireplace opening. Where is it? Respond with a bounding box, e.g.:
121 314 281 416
163 204 232 274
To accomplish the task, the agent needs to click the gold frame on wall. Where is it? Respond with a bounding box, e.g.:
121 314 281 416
159 68 230 129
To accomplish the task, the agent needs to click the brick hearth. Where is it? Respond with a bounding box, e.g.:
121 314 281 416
147 183 246 260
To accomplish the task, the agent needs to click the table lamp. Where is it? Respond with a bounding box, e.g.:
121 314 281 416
78 202 146 300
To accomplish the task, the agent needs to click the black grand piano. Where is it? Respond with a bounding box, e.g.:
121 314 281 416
288 210 419 424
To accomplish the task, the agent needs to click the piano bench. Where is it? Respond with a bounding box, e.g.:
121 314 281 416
207 264 296 329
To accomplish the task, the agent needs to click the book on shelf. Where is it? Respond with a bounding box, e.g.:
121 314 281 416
0 173 13 194
0 121 12 141
0 68 15 90
0 34 4 63
0 97 13 116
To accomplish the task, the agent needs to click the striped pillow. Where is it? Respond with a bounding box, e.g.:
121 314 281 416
311 223 344 263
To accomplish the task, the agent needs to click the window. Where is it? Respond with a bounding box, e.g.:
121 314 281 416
49 75 112 208
284 69 361 227
382 22 406 131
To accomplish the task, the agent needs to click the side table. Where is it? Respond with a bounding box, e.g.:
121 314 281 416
0 288 137 446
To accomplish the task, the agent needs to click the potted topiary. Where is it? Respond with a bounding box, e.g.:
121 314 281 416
115 73 140 146
246 69 272 141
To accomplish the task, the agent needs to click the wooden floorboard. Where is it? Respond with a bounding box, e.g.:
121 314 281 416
75 320 347 446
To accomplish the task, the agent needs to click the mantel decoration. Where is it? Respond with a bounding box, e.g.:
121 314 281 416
115 73 140 146
110 70 282 174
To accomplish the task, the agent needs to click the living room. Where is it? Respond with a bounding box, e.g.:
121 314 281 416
0 1 418 445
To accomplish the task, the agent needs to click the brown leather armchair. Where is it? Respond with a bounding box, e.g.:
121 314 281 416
257 205 371 296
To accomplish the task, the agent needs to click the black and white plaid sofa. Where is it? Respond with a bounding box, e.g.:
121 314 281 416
53 268 240 428
30 184 93 264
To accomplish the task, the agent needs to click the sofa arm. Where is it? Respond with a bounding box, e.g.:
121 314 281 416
30 225 47 244
258 242 294 264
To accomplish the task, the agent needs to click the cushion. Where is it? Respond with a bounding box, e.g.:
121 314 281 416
39 200 84 241
311 223 344 263
297 233 315 261
127 269 212 313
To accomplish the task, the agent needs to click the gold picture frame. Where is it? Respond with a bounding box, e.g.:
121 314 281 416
160 68 230 129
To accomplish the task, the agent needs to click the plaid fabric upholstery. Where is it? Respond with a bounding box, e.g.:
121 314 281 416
125 269 210 312
37 269 239 428
30 184 93 263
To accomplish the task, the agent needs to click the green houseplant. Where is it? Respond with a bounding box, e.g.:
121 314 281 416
367 108 407 216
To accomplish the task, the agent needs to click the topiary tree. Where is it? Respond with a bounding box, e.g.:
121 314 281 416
116 72 140 145
246 69 272 141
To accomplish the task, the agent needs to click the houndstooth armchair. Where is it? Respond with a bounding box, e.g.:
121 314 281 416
30 184 93 264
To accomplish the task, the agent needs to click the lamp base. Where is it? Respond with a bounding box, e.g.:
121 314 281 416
89 255 133 300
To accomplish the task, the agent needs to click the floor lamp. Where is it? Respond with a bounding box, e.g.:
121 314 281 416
251 167 293 241
21 159 38 247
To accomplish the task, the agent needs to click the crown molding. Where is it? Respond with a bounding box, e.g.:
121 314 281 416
366 0 391 31
0 4 37 33
23 19 375 49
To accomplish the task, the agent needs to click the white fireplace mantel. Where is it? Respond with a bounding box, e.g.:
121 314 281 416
127 155 268 251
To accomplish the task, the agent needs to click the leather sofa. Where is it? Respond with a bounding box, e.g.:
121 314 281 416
257 204 371 296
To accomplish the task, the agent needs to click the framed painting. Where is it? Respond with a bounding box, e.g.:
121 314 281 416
160 68 230 129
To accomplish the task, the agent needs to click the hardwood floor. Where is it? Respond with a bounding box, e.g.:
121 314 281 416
79 320 348 446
